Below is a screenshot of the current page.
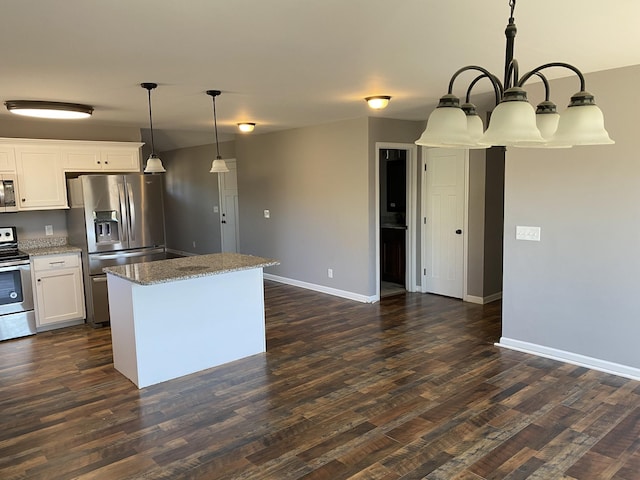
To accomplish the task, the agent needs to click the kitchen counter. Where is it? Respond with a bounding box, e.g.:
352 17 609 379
105 252 278 388
103 252 278 285
23 245 82 257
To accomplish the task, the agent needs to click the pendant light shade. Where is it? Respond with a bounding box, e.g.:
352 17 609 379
207 90 230 174
415 95 476 148
141 83 166 174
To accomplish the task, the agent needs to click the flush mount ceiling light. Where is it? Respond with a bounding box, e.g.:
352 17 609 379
237 122 256 133
207 90 230 174
141 83 166 174
5 100 93 119
365 96 391 110
415 0 613 149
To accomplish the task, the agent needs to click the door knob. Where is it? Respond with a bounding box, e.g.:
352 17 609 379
455 229 462 234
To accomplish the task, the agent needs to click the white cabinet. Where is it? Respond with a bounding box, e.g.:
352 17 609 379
0 146 16 172
33 252 86 329
62 144 141 172
15 146 68 210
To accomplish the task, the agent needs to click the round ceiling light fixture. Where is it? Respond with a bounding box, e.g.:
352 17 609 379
237 122 256 133
5 100 94 119
365 96 391 110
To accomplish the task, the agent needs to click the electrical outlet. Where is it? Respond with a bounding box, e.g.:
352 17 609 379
213 206 219 213
192 241 196 248
328 268 333 278
45 225 53 236
264 209 270 219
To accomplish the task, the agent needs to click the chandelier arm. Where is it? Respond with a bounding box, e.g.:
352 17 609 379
517 62 586 92
448 65 504 101
465 74 502 106
532 72 551 102
505 58 520 90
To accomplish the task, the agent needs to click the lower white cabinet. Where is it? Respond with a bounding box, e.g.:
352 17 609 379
33 252 86 329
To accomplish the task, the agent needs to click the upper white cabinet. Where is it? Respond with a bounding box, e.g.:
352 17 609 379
0 138 142 211
15 145 68 210
62 143 141 172
0 146 16 172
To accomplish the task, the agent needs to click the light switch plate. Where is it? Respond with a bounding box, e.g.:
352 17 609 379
264 209 270 219
516 225 541 241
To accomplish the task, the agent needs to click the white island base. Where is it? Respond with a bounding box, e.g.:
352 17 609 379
107 266 268 388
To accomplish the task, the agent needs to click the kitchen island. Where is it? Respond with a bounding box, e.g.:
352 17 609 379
104 252 278 388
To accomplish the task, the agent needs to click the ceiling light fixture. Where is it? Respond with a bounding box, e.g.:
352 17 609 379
237 122 255 133
415 0 613 149
207 90 230 173
141 83 166 174
5 100 93 119
365 96 391 110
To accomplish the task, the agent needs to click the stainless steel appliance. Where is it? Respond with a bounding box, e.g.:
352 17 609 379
0 226 35 341
67 174 169 326
0 175 18 212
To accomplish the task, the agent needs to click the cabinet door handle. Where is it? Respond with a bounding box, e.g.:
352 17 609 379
37 278 41 282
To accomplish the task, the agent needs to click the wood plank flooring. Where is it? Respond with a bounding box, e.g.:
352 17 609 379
1 281 639 479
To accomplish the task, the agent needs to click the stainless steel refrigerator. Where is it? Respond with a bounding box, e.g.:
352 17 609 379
67 174 171 326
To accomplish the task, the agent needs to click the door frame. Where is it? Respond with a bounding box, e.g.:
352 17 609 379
375 142 418 300
420 147 469 299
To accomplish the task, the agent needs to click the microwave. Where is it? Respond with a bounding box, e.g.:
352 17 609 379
0 175 17 212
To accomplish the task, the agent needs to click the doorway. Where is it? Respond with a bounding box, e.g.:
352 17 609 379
376 143 418 299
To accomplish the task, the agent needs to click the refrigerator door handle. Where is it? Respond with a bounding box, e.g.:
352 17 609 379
117 182 129 243
0 180 5 209
126 183 136 242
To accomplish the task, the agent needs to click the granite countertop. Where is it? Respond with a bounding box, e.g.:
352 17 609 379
23 245 82 256
19 237 83 257
103 252 279 286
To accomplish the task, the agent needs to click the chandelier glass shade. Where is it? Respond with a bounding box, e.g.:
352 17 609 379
415 0 614 149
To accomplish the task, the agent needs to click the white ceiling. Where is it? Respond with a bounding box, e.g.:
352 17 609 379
2 0 640 151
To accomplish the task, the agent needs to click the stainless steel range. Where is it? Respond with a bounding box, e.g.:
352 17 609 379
0 226 35 341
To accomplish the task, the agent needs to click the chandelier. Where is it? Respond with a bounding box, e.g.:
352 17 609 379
415 0 614 149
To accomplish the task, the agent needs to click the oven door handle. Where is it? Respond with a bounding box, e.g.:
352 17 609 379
0 260 29 270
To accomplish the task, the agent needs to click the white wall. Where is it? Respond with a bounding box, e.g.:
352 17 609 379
501 65 640 374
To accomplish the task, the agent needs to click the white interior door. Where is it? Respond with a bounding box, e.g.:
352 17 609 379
218 160 240 253
423 148 466 298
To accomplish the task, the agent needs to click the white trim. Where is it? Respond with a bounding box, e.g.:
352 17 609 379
464 291 502 305
496 337 640 381
264 273 378 303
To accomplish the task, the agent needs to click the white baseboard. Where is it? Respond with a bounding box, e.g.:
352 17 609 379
263 274 377 303
464 291 503 305
496 337 640 381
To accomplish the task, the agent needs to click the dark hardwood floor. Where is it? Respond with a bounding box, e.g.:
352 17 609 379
1 282 639 479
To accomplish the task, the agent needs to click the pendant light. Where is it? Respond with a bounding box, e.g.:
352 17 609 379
415 0 613 149
141 83 166 174
207 90 230 173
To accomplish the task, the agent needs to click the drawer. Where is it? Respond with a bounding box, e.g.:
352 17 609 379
33 253 80 271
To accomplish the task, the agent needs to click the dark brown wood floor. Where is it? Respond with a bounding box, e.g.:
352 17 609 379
1 282 639 479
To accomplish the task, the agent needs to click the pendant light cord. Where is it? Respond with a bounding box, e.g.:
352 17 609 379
212 95 221 160
147 88 156 156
